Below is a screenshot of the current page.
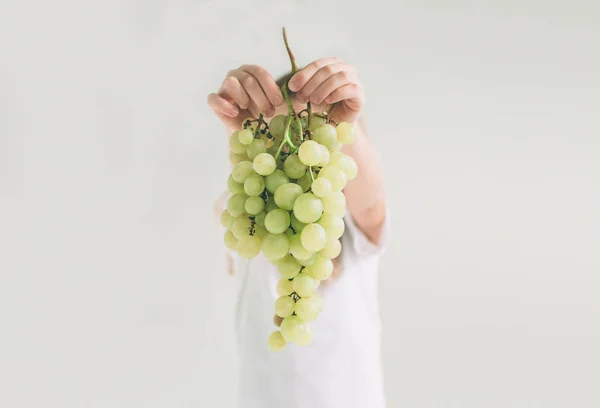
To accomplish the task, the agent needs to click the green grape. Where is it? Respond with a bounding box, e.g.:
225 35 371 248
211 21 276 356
328 151 346 167
298 140 322 166
265 196 278 213
244 173 265 196
297 252 317 267
304 255 333 280
309 113 328 131
232 216 253 240
289 234 314 261
274 295 295 318
322 192 346 218
227 175 245 194
254 212 266 227
330 140 343 152
264 209 291 234
319 237 341 259
265 169 289 193
220 210 235 229
224 229 238 250
283 155 307 179
238 128 254 145
293 272 320 297
311 178 332 198
290 213 306 233
318 165 346 192
268 331 287 352
229 151 250 165
246 138 266 160
256 224 268 241
274 183 303 211
277 254 302 279
276 277 295 296
253 153 277 176
229 131 247 154
317 144 330 167
312 124 338 150
237 235 262 259
262 233 290 261
301 223 327 252
293 193 323 224
232 161 255 183
280 315 304 343
227 193 248 217
318 213 345 239
267 145 279 158
269 115 287 140
297 171 312 192
295 324 313 346
285 228 294 238
294 296 321 322
338 155 358 180
336 122 356 144
290 117 308 146
244 196 265 215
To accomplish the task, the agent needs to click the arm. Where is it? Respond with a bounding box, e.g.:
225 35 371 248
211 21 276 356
288 58 387 245
342 117 387 245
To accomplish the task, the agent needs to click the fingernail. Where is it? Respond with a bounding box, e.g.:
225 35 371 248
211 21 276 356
275 95 284 105
230 107 239 116
310 94 320 104
288 79 297 91
296 92 306 103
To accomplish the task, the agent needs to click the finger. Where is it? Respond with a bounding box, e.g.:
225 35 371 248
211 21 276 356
207 93 239 117
248 101 260 119
288 57 343 92
231 71 275 116
218 76 251 110
308 70 357 105
324 83 364 111
240 65 284 106
296 63 354 103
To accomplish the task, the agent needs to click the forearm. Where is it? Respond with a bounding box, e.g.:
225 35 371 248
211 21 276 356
341 117 387 243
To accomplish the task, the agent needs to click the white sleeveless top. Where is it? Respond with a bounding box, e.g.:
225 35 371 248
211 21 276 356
231 212 390 408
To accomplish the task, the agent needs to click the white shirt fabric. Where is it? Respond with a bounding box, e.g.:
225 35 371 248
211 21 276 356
232 212 390 408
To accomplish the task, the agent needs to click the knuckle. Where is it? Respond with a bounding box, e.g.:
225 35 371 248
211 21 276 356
252 65 267 76
338 71 350 82
324 65 336 75
241 74 255 88
223 76 238 88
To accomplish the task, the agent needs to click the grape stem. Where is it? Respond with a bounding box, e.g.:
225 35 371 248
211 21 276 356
282 27 298 73
309 167 315 182
306 102 312 135
253 113 264 139
275 114 295 160
275 27 304 160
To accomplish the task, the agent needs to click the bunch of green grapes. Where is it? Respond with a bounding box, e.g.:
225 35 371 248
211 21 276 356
219 27 359 351
220 111 357 351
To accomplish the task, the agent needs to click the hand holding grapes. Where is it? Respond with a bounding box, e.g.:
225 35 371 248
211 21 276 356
208 65 284 131
287 57 364 124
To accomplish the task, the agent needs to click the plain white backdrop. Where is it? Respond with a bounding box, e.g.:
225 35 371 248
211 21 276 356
1 1 599 407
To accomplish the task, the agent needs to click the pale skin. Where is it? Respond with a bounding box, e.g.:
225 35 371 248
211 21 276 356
208 58 386 248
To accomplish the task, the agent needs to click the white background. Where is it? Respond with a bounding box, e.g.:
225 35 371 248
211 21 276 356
1 1 599 407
